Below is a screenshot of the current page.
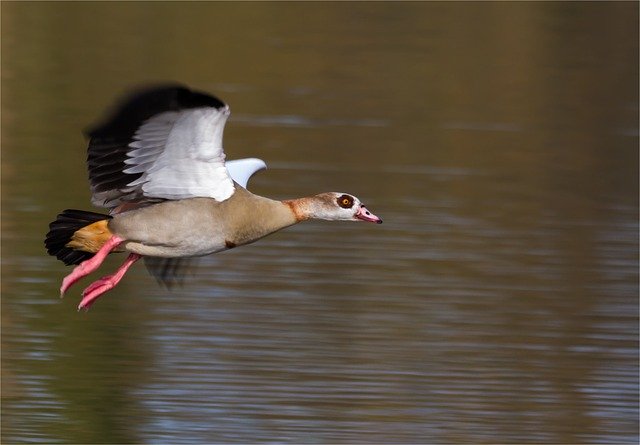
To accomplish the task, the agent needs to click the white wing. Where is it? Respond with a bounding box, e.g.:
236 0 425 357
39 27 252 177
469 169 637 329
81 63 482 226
87 85 237 209
124 107 234 201
226 158 267 188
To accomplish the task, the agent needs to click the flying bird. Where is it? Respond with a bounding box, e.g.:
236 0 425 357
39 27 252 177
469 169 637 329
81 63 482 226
45 85 382 310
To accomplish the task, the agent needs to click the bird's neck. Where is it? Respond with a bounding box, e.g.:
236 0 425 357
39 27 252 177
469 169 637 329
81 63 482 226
282 197 316 222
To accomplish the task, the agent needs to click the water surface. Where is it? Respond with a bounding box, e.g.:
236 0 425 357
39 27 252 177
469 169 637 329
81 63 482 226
2 2 638 443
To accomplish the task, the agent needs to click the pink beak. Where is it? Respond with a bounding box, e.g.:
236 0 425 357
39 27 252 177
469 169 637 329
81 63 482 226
355 205 383 224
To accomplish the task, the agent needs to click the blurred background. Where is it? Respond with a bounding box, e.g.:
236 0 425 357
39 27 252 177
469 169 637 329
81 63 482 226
2 2 638 443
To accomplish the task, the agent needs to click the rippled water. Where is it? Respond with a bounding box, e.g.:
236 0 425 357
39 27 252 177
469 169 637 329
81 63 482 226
2 2 638 444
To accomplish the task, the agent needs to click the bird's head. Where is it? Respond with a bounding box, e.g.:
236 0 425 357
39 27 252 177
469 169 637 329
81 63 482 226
303 192 383 224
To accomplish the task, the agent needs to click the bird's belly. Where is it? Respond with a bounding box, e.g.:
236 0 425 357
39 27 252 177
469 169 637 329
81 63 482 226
120 237 227 258
109 199 232 258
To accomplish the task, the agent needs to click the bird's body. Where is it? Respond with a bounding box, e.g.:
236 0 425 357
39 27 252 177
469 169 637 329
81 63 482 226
46 84 382 310
113 194 284 257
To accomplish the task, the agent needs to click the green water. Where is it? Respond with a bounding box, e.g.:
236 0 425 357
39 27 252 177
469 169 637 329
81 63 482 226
2 2 638 443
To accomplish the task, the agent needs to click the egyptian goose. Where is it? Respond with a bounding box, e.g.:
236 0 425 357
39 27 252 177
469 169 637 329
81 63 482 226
45 85 382 310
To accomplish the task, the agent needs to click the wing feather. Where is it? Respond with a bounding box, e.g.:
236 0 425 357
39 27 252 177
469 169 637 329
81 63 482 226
225 158 267 189
144 257 198 289
86 85 234 210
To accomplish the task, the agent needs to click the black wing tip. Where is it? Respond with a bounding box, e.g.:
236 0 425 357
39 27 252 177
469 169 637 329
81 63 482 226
85 83 227 138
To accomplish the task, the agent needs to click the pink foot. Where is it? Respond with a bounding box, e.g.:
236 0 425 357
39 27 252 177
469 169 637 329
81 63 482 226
78 253 141 311
60 235 123 296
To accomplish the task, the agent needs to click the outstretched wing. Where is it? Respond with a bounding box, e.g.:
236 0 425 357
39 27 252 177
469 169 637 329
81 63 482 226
87 85 235 210
225 158 267 189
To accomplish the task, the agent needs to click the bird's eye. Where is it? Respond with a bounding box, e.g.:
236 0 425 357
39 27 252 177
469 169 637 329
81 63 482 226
337 195 354 209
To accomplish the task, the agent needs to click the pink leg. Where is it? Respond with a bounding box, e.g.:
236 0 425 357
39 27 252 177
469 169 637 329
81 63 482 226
60 235 124 296
78 253 142 311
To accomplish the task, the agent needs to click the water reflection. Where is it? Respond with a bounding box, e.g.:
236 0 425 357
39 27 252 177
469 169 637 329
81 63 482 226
2 1 638 444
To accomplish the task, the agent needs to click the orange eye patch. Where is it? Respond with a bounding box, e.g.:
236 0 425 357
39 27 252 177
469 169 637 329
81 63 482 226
337 195 354 209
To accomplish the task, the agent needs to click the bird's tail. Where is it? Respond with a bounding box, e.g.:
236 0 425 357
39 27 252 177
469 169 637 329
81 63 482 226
45 210 113 265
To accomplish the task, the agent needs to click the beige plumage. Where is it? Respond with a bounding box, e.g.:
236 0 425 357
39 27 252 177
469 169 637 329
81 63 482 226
45 85 382 310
